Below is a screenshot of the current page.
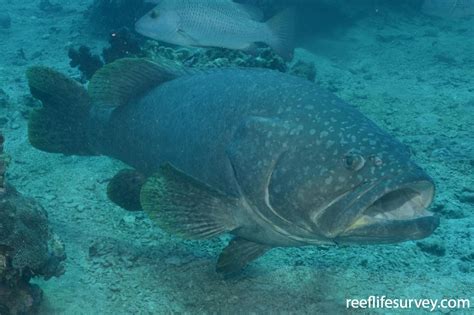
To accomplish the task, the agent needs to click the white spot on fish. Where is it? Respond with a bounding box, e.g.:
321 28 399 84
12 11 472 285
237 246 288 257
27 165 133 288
320 131 329 138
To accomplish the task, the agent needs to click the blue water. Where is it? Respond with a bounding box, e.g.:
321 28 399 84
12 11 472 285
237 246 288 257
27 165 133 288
0 0 472 314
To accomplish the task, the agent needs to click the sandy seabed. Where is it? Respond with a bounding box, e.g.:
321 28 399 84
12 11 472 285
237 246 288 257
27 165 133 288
0 1 472 314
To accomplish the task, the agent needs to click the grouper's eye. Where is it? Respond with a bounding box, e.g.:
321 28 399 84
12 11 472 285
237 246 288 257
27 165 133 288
343 151 365 171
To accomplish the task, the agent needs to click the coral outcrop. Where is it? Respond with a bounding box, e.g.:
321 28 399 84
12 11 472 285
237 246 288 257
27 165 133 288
0 134 66 315
69 28 145 80
144 43 316 81
68 45 104 80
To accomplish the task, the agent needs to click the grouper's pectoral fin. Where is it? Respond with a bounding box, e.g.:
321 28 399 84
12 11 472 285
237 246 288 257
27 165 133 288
107 169 146 211
140 163 239 239
216 237 271 275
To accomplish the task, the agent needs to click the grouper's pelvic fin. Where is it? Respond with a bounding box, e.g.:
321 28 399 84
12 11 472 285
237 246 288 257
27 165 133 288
140 163 239 239
107 169 146 211
27 66 94 155
88 58 186 109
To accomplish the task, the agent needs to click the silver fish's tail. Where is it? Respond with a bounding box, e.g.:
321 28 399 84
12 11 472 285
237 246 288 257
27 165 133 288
266 8 295 61
26 67 95 156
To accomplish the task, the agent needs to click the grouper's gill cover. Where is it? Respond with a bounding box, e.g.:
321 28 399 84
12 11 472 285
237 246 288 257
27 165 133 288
26 59 439 274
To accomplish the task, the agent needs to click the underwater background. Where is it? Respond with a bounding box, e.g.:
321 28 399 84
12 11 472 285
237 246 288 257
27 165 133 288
0 0 472 314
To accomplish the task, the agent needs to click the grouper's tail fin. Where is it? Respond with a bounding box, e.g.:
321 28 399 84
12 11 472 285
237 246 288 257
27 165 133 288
27 67 93 155
27 58 185 155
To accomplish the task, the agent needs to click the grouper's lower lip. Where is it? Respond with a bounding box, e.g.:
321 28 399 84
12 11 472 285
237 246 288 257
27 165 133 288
336 180 438 244
336 215 439 244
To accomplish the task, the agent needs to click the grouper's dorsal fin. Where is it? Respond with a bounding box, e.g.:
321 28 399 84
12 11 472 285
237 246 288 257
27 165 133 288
88 58 185 108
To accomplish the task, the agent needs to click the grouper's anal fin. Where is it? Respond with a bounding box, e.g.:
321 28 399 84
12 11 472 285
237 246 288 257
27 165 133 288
140 163 239 239
216 237 271 275
88 58 186 109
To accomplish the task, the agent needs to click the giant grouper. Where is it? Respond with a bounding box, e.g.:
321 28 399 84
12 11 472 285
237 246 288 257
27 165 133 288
26 58 439 274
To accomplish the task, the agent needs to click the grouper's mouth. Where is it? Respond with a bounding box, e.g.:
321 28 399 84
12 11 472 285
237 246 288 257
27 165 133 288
334 178 438 244
313 170 439 244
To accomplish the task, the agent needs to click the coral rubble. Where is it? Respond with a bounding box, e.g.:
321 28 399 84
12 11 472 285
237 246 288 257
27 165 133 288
143 42 316 81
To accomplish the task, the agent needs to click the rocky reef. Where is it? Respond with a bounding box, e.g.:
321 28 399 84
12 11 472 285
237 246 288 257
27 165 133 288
145 42 317 81
0 134 66 315
69 33 316 82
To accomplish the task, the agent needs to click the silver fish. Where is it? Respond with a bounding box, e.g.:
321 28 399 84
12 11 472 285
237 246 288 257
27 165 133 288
26 59 439 274
135 0 294 59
